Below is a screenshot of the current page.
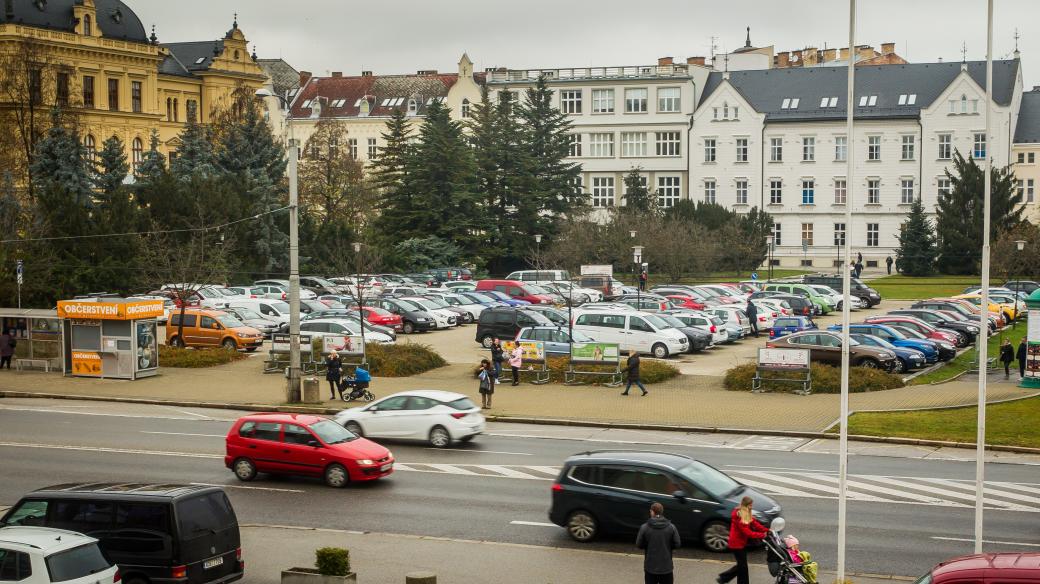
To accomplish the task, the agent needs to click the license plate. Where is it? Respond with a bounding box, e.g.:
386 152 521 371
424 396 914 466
204 557 224 570
380 463 392 472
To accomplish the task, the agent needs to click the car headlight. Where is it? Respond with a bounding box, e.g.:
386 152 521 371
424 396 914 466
357 459 374 465
417 317 429 322
879 352 893 358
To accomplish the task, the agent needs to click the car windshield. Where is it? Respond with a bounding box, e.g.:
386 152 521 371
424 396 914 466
446 397 478 410
409 298 438 310
310 419 358 444
214 288 238 297
911 573 933 584
424 297 449 308
894 326 926 339
527 285 549 294
657 315 686 328
217 314 245 328
395 299 423 311
674 461 741 498
643 314 670 329
269 301 290 313
234 308 262 319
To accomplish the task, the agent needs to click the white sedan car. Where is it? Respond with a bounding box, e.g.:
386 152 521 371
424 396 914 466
334 390 485 447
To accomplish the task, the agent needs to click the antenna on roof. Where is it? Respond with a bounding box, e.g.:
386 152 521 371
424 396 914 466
961 42 967 63
1014 28 1020 58
709 36 718 64
744 26 752 48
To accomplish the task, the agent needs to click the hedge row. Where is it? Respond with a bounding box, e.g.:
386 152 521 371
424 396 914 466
364 342 446 377
723 362 904 394
159 345 248 368
476 356 680 385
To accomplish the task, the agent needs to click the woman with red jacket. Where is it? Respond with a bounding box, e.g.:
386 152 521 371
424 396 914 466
717 496 768 584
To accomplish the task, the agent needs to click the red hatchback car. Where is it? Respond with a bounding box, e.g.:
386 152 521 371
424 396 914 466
864 315 964 347
666 295 707 311
916 552 1040 583
357 306 404 332
225 413 394 487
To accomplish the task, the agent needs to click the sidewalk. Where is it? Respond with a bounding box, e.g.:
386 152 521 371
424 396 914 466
240 524 908 584
1 353 1035 433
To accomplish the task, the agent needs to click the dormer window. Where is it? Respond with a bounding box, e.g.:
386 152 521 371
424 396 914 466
111 8 122 24
234 50 240 60
83 14 92 36
897 94 917 106
780 98 799 110
359 98 370 116
407 98 418 114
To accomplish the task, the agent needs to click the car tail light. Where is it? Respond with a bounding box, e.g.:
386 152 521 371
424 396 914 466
772 312 778 318
759 316 767 322
172 566 187 579
552 483 564 492
450 413 467 419
113 569 122 583
236 547 242 563
281 293 287 300
710 325 717 333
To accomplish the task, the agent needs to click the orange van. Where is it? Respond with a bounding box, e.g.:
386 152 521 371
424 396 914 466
166 308 264 351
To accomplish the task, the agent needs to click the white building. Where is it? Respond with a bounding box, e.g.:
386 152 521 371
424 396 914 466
1013 86 1040 223
486 58 710 215
692 59 1023 269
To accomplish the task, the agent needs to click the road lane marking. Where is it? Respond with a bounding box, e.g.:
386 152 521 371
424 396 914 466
0 405 224 422
733 477 828 499
725 465 837 474
509 520 556 527
177 410 217 420
931 536 1040 548
811 474 954 506
913 477 1040 505
0 441 221 459
422 448 533 456
143 431 225 438
189 482 305 493
863 476 1030 510
480 465 544 479
989 481 1040 495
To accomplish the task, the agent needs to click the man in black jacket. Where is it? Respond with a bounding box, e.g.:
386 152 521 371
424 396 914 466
621 350 647 396
636 502 681 584
746 300 759 338
1018 337 1028 379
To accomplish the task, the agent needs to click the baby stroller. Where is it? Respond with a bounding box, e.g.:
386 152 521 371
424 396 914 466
339 365 375 402
764 518 814 584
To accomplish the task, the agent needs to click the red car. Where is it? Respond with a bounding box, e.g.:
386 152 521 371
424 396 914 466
917 552 1039 583
225 413 394 487
357 306 404 331
666 295 707 311
864 315 963 347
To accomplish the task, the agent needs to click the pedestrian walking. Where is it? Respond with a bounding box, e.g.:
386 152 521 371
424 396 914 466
508 343 523 386
1019 336 1027 378
490 338 504 379
636 502 680 584
621 350 647 396
717 496 768 584
478 358 496 409
324 351 342 400
885 255 894 275
999 339 1015 379
0 329 14 370
639 270 648 291
745 300 759 338
854 260 864 279
857 251 863 264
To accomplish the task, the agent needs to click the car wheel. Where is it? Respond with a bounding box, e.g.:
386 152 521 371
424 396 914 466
402 321 415 334
324 463 350 488
566 510 598 542
651 343 668 359
481 335 495 349
222 338 238 351
344 421 363 437
233 458 257 482
169 336 184 348
701 520 730 553
429 425 452 448
859 358 880 369
123 577 148 584
895 359 906 373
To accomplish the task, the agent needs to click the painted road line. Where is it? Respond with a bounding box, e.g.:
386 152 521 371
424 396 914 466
865 476 1030 510
0 405 220 422
143 431 225 438
423 448 534 456
912 477 1040 506
729 476 826 499
0 441 221 459
810 474 954 506
480 465 544 479
522 466 563 477
509 521 556 528
725 465 838 474
177 410 218 420
988 481 1040 495
931 536 1040 548
189 482 306 494
735 471 875 500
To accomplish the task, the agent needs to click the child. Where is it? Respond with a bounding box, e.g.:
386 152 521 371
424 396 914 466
782 535 818 584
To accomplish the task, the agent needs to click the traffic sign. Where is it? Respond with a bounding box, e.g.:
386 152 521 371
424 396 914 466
16 259 22 285
751 272 758 281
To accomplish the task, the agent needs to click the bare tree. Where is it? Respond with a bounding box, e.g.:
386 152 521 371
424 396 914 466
298 117 376 232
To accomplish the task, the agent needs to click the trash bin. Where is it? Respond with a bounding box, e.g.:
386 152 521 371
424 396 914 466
302 377 321 404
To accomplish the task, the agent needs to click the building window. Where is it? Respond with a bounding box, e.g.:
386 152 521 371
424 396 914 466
55 71 70 108
901 135 915 160
770 137 783 162
657 87 680 112
771 223 782 246
624 88 647 113
592 89 614 113
348 138 358 159
973 132 986 159
802 137 815 161
735 137 748 162
801 223 814 247
166 97 172 120
901 179 915 204
834 223 846 247
867 135 881 160
801 179 815 205
589 133 615 157
367 138 377 159
1028 179 1036 203
172 98 178 121
592 176 615 207
866 223 879 247
835 135 847 161
704 180 716 204
107 78 119 111
186 99 197 122
131 81 142 113
735 179 748 205
704 138 716 162
83 13 92 35
621 132 647 157
769 179 782 205
28 69 42 105
1019 152 1026 164
408 98 418 115
567 134 581 157
834 179 847 204
657 176 681 208
561 90 582 114
82 75 95 108
461 98 471 118
131 137 143 172
655 131 681 156
938 133 952 159
867 179 880 204
84 134 96 163
938 177 952 198
1030 153 1037 164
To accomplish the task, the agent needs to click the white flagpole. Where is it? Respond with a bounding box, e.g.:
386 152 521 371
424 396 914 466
975 0 994 554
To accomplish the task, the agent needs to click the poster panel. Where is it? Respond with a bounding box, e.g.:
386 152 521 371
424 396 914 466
570 342 620 364
71 351 102 377
502 340 545 364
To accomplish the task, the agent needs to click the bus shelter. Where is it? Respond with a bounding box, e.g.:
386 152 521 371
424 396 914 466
0 308 63 371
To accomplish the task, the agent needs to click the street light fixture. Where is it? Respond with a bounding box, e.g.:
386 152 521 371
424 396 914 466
1014 240 1027 328
633 245 644 308
353 242 367 355
534 234 542 269
256 87 302 403
629 230 638 290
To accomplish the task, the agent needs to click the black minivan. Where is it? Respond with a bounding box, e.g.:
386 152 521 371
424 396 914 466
1 483 243 584
549 451 782 553
475 307 553 347
802 274 882 307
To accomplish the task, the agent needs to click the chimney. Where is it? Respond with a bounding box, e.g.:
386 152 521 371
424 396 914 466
686 56 705 66
361 70 373 77
823 48 837 62
776 52 790 68
331 71 342 78
417 69 438 75
858 45 874 59
658 56 673 66
299 70 312 85
792 50 803 63
881 42 895 55
804 47 818 65
839 47 849 60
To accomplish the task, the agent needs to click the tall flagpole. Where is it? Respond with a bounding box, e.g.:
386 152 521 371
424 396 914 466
837 0 856 580
974 0 994 554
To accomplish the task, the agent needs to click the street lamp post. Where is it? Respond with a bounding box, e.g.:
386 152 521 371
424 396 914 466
1014 240 1027 328
353 242 367 358
764 235 774 282
256 87 301 403
534 234 542 270
633 245 644 309
629 230 637 291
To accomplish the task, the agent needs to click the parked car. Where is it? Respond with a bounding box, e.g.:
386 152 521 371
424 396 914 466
374 298 438 334
707 306 752 338
802 274 882 307
886 325 958 361
226 285 267 298
459 291 508 309
253 280 318 299
888 309 979 341
2 484 244 584
864 315 965 347
226 299 293 330
827 323 941 363
912 552 1040 584
521 305 569 327
301 311 397 339
849 333 926 372
416 294 472 324
300 319 395 344
222 305 280 337
912 299 998 332
617 296 672 312
516 326 596 356
761 282 833 315
769 293 815 317
433 293 487 320
572 310 688 358
953 294 1017 323
476 279 557 305
167 308 263 351
477 289 532 307
573 275 621 299
749 300 780 329
226 413 393 487
665 294 708 311
443 281 477 292
768 316 817 339
805 284 862 310
504 269 571 284
334 390 485 447
0 526 121 584
662 310 727 346
354 306 404 331
1003 280 1040 294
400 296 458 328
766 330 898 370
548 450 782 552
299 276 344 295
655 313 713 352
540 281 601 305
475 307 554 347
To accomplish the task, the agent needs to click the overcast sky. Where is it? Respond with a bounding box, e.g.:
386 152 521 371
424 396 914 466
136 0 1037 87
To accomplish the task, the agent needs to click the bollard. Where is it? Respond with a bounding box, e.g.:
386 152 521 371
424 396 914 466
404 571 436 584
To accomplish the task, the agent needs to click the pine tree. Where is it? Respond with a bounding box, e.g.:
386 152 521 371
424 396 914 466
94 135 128 197
490 91 532 264
30 110 93 207
896 198 938 276
170 119 217 181
468 87 504 254
620 168 655 214
371 109 418 243
135 129 167 186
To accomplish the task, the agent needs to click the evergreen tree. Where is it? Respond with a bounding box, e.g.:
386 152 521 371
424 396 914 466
620 168 655 214
468 87 505 255
170 119 217 181
30 110 93 207
936 150 1023 274
490 91 532 265
896 198 938 276
689 201 735 231
94 135 129 197
135 129 167 186
371 108 418 242
215 100 287 185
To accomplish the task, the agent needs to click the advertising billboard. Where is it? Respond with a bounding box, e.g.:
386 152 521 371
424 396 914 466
570 342 620 364
502 340 545 364
758 348 811 370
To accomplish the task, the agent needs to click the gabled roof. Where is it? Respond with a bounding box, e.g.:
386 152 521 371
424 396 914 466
0 0 147 43
290 71 485 119
257 58 301 98
163 40 226 72
700 60 1019 122
1015 88 1040 144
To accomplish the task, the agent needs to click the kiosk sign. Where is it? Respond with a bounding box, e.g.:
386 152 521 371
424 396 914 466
758 348 811 370
57 300 164 320
71 351 102 376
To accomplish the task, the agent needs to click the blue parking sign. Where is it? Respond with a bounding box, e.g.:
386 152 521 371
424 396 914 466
751 272 758 281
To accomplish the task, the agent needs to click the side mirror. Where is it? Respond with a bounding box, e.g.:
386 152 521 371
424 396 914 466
672 490 687 502
307 439 320 448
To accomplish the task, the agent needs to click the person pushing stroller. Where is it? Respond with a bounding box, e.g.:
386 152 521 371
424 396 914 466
338 364 373 402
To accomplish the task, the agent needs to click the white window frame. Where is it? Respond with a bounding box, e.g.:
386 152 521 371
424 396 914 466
703 180 716 204
591 89 615 113
866 223 879 247
624 88 648 113
937 177 952 198
769 179 783 205
704 138 716 162
657 87 680 112
835 135 847 161
589 133 615 157
833 223 846 247
770 137 783 162
901 179 915 204
567 134 582 158
834 178 847 205
772 222 782 246
867 135 881 161
657 176 681 208
801 179 815 205
655 132 681 157
901 135 916 161
561 90 582 114
348 138 358 159
621 132 648 157
1027 178 1035 203
735 137 748 162
592 176 615 207
735 179 748 205
938 133 952 159
367 138 377 159
867 179 881 204
802 137 815 162
801 223 814 247
973 132 986 159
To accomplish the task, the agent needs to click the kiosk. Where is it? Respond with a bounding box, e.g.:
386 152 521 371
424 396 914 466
57 299 163 379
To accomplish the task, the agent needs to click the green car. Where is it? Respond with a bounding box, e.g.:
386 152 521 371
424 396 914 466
762 282 833 315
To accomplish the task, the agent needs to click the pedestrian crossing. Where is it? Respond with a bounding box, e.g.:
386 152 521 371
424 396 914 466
394 462 1040 512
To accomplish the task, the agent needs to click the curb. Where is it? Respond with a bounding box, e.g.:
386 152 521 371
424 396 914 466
4 389 1039 455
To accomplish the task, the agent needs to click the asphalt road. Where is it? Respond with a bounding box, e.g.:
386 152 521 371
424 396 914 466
0 400 1037 578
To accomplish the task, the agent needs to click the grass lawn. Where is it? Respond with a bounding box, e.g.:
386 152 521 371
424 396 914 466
664 269 809 285
868 274 981 300
846 395 1040 448
909 333 1008 385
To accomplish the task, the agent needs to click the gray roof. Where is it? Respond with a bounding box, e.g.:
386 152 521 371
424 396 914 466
1014 89 1040 144
257 59 300 98
163 40 225 72
701 60 1020 122
0 0 147 43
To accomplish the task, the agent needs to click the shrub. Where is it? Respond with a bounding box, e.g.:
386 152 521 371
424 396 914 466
158 346 247 368
476 356 680 385
723 362 904 394
314 547 350 576
365 342 446 377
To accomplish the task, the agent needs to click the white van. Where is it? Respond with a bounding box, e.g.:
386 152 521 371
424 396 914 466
572 310 688 358
505 270 571 284
227 299 293 325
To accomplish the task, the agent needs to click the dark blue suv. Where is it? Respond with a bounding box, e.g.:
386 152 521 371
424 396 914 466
549 451 781 553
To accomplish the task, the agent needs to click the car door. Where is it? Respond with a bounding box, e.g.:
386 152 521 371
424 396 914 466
359 395 412 437
814 333 842 365
549 329 571 355
237 421 284 473
627 315 655 353
280 423 325 477
401 396 442 439
596 465 662 533
198 315 221 346
789 333 824 363
177 313 201 345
